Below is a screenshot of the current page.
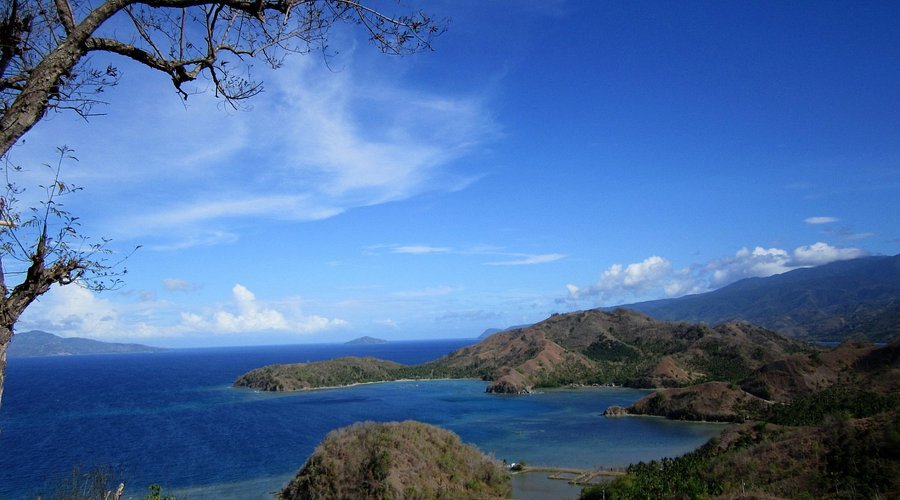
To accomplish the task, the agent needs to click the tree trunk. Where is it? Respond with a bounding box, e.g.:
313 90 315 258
0 325 11 411
0 0 129 158
0 40 84 157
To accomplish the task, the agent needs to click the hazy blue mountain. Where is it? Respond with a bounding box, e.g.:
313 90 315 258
345 336 388 345
618 255 900 342
9 330 168 357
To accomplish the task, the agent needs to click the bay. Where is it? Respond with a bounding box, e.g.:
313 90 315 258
0 340 725 499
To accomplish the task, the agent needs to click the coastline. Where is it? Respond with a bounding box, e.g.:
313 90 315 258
2 348 729 499
235 377 483 393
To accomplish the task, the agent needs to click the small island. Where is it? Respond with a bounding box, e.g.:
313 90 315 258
345 336 388 345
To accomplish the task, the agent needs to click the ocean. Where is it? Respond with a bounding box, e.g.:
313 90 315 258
0 340 725 499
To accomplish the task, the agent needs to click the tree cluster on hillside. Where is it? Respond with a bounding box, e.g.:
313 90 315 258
582 406 900 500
585 341 900 499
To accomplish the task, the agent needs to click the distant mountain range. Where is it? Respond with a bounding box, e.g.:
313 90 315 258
8 330 168 358
618 254 900 342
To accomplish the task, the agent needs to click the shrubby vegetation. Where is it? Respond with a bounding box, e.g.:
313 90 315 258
761 386 897 426
580 451 722 499
280 421 510 499
583 387 899 499
234 356 484 392
40 466 175 500
235 357 408 391
45 466 123 500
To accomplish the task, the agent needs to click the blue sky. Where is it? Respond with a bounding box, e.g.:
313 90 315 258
7 1 900 347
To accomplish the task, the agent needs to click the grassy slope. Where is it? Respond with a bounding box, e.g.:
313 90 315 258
582 407 899 499
233 308 811 393
280 421 510 499
234 357 407 391
584 340 900 499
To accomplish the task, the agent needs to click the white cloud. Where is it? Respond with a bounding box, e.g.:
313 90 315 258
180 284 347 334
566 255 675 301
707 246 793 286
613 256 671 287
707 243 868 285
18 283 346 340
485 253 566 266
18 285 124 339
792 242 867 266
566 242 869 305
805 216 839 224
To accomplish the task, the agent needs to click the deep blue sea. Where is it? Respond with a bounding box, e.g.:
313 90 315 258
0 340 725 499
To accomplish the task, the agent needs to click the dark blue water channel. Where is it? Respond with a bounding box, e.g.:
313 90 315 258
0 340 725 498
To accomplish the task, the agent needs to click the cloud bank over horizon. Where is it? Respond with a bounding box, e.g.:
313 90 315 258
565 242 869 306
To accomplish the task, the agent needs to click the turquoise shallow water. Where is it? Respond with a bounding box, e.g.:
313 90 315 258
0 341 725 499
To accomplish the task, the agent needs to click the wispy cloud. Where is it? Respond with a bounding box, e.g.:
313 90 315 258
368 244 565 266
393 245 452 255
391 286 462 298
484 253 566 266
824 225 875 241
805 216 839 224
39 53 498 249
162 278 201 293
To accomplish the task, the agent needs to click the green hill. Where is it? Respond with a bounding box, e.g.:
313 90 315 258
620 254 900 342
280 421 510 499
234 357 407 391
424 308 808 393
235 309 808 394
586 340 900 499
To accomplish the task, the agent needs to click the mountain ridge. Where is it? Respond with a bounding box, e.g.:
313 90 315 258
618 254 900 342
235 308 810 394
8 330 167 357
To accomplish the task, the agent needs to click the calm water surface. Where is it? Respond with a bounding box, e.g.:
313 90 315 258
0 340 725 499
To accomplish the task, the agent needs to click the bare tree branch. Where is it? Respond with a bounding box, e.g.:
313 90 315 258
0 0 445 158
53 0 76 34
